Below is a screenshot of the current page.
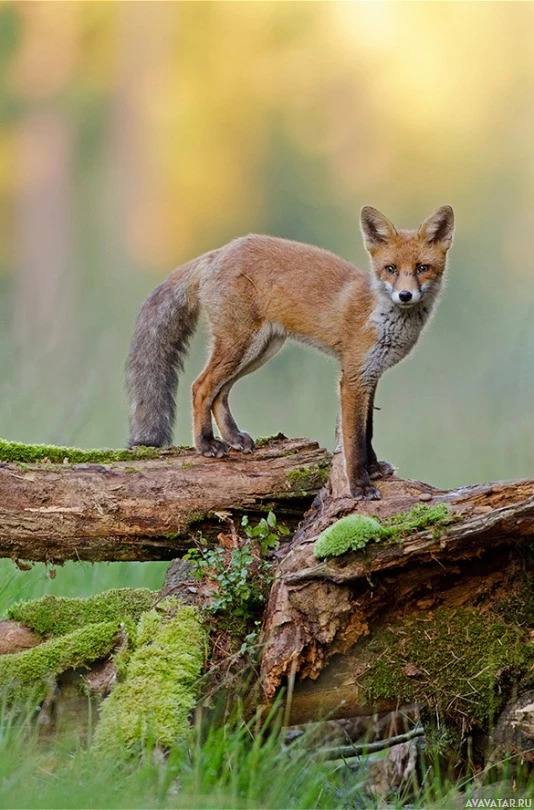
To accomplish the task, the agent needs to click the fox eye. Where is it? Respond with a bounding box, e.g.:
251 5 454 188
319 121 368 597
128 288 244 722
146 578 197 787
384 265 397 274
416 263 430 274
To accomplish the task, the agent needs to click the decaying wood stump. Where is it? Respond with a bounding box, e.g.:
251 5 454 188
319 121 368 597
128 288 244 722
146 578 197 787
260 446 534 735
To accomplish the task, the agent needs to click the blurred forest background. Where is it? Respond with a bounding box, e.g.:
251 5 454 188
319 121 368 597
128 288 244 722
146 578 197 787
0 1 533 600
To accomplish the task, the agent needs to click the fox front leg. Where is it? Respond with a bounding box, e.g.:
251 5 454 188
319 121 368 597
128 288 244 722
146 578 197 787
339 374 381 501
366 386 395 481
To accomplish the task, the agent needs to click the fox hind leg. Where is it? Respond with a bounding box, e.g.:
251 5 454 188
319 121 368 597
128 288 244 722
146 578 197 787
192 340 248 457
212 388 254 452
192 329 284 457
212 333 285 451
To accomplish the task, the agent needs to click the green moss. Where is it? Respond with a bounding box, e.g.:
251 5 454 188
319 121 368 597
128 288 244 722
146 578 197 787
313 503 452 559
382 503 451 535
186 512 205 526
286 463 330 493
110 617 137 681
93 601 207 757
8 589 156 637
314 515 385 559
0 621 121 705
255 434 286 447
0 438 168 464
358 607 534 729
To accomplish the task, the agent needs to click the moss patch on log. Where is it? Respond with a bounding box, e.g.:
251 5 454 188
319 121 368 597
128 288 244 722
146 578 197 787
286 462 330 493
313 503 451 559
0 438 180 464
93 600 207 757
2 590 209 753
383 503 451 535
8 589 156 637
313 515 384 558
358 607 534 730
0 621 121 705
255 433 287 447
0 589 157 708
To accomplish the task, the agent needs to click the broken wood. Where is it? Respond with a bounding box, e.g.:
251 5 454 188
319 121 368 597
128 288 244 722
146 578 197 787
0 437 330 563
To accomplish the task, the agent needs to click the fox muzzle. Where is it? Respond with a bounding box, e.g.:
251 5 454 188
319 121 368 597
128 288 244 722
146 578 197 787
392 288 422 306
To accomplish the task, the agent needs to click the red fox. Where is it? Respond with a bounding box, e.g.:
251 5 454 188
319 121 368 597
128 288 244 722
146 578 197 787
126 205 454 500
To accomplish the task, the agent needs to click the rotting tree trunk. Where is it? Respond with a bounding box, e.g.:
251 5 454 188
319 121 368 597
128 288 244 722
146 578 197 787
0 437 330 563
260 446 534 728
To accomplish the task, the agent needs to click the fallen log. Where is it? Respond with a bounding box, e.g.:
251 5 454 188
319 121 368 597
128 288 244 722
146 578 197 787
4 429 534 752
0 437 330 563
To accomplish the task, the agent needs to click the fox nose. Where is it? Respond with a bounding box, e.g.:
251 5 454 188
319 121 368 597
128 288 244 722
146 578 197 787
398 290 413 303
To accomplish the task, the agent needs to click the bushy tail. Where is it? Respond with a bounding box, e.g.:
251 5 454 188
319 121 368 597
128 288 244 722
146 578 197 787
125 258 207 447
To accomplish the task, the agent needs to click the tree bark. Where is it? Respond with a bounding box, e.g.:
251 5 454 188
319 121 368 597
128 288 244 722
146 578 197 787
0 437 330 563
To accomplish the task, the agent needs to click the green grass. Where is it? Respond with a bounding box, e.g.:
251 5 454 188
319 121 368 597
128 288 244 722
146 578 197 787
0 709 360 810
0 705 532 809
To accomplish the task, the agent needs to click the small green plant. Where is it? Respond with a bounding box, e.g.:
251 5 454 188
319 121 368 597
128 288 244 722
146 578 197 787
239 626 261 656
241 510 289 554
185 512 289 630
188 545 262 619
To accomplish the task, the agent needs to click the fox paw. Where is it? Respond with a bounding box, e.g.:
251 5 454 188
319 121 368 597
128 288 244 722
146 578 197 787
369 460 395 480
228 432 255 453
197 438 228 458
349 484 381 501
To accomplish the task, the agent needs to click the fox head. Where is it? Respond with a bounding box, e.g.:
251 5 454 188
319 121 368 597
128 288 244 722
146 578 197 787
360 205 454 308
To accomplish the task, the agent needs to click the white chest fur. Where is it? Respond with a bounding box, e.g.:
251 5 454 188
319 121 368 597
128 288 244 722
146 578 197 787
362 302 432 387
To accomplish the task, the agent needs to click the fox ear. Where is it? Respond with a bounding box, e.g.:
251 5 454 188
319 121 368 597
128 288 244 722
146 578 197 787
360 207 398 249
418 205 455 248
